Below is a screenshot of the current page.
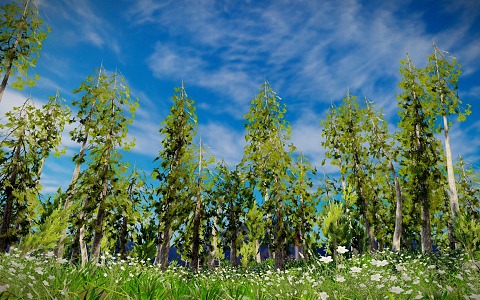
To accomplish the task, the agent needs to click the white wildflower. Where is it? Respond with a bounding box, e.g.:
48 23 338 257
319 291 329 300
390 286 404 294
335 276 345 283
320 256 333 263
337 246 348 254
371 273 382 281
351 266 362 273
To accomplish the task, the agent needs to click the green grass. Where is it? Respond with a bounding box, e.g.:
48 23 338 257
0 248 479 299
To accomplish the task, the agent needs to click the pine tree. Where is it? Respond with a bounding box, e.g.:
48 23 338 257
321 91 377 252
241 81 293 269
423 44 471 246
397 53 442 254
0 0 50 101
66 67 137 265
153 82 197 268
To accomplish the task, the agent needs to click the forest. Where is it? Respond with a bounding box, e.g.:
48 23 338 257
1 0 480 276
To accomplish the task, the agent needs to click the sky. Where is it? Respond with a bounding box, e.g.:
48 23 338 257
1 0 480 194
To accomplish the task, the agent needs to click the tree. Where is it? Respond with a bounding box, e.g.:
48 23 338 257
423 44 471 243
287 154 319 260
241 81 293 269
321 91 377 253
0 95 69 252
363 99 404 251
0 0 50 101
397 53 442 254
153 82 197 268
66 67 137 265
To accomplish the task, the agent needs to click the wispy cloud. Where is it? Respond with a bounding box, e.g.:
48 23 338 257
40 0 120 55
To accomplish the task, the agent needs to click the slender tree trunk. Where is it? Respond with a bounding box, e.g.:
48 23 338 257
190 143 203 271
255 239 261 263
390 160 403 252
420 195 432 254
119 216 128 259
77 195 91 267
155 223 172 269
274 193 285 270
229 200 238 267
55 107 93 258
443 115 459 236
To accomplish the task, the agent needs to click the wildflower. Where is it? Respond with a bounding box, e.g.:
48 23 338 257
405 290 413 295
335 276 345 283
34 267 44 275
48 275 55 280
414 292 423 299
351 266 362 273
319 291 329 300
371 273 382 281
438 269 446 275
359 283 366 288
372 259 388 267
320 256 333 263
389 286 404 294
43 280 49 286
27 293 33 299
401 274 411 281
396 265 405 271
470 295 480 300
337 246 348 254
0 284 9 293
455 274 464 280
446 286 453 293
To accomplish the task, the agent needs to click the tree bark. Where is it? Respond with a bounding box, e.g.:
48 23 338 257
420 196 432 254
190 143 203 271
154 224 172 269
390 160 403 252
443 115 459 233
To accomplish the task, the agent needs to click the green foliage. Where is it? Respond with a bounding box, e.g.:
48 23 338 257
0 0 50 96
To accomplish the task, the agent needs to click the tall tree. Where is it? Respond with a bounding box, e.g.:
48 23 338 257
0 96 69 252
397 53 442 254
423 44 471 241
321 91 377 252
241 81 293 269
364 99 404 251
153 82 197 268
67 67 137 265
287 154 318 260
0 0 50 101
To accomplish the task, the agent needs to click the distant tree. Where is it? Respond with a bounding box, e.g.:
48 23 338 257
0 0 50 101
287 154 318 260
152 82 197 269
241 81 293 269
397 53 442 254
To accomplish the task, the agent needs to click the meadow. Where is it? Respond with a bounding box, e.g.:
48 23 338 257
0 247 479 299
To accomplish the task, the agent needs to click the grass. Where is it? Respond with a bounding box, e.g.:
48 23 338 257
0 247 479 299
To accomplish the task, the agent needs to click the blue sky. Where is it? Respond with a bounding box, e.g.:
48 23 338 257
1 0 479 194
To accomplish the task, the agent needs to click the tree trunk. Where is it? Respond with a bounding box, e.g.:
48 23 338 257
190 144 203 271
154 223 172 269
78 195 91 267
443 115 459 242
190 196 202 270
55 133 89 258
390 160 403 252
420 195 432 254
119 216 128 259
274 193 285 270
230 237 237 267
